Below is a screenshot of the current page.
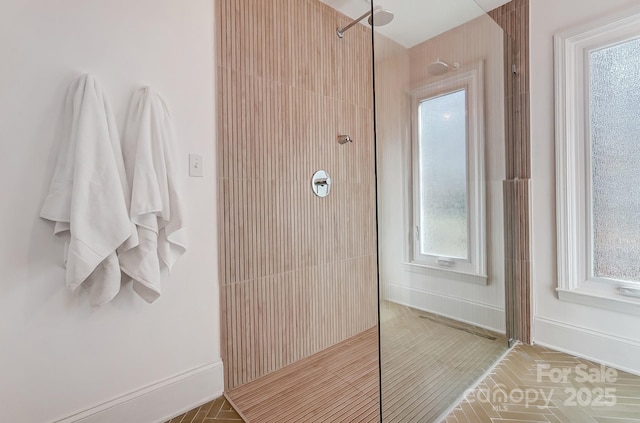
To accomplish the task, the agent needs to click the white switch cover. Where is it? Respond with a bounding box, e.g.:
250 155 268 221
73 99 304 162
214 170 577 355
189 154 203 177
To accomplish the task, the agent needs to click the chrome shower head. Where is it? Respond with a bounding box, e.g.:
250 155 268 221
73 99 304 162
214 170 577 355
337 6 394 38
427 59 460 76
368 8 394 26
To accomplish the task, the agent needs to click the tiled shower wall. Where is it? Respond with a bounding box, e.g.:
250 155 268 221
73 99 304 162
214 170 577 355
489 0 532 344
215 0 378 390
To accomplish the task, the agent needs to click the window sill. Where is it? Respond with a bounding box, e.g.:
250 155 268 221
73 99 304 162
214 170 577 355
401 262 488 286
557 281 640 316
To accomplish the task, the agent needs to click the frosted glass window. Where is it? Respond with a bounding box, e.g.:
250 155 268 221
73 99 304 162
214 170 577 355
417 89 468 259
589 37 640 282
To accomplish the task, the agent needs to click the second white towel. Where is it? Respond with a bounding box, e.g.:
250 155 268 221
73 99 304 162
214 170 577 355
119 87 187 303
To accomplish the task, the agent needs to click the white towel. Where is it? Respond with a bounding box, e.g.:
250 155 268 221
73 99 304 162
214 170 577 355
40 74 137 307
118 87 186 303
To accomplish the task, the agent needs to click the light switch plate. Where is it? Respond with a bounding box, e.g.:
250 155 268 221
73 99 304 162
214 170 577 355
189 154 203 177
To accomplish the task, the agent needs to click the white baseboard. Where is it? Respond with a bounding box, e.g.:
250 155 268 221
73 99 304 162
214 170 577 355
385 283 506 334
55 360 224 423
535 317 640 376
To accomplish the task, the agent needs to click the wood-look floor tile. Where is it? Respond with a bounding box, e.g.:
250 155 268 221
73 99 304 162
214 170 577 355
167 397 244 423
381 302 508 423
446 343 640 423
171 316 640 423
224 302 509 422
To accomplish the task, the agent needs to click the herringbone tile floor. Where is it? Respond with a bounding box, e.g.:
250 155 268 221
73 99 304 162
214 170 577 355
166 396 243 423
445 343 640 422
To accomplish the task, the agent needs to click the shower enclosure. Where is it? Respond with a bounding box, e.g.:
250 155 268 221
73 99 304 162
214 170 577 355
215 0 519 421
371 0 513 420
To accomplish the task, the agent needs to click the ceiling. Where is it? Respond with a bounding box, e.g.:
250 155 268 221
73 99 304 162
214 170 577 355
319 0 510 48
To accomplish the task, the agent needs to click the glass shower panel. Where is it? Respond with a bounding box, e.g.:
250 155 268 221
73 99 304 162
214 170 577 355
372 0 512 421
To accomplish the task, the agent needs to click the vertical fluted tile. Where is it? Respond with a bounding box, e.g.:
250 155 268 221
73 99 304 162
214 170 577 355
490 0 532 344
217 0 377 391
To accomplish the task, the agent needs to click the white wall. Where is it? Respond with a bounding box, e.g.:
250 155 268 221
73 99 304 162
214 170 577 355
375 14 506 333
0 1 222 422
530 0 640 374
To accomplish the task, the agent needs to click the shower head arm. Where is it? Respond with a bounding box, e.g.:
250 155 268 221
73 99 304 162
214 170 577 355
336 6 381 38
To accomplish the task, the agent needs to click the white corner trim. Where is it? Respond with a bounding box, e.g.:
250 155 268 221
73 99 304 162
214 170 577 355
385 283 505 333
534 317 640 377
54 360 224 423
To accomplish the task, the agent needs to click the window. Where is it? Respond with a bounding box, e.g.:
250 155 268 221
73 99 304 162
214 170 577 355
408 63 486 284
590 38 640 284
418 89 468 260
555 7 640 314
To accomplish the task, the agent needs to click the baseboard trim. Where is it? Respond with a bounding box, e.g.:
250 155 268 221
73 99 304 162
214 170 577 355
54 360 224 423
385 283 506 334
535 316 640 376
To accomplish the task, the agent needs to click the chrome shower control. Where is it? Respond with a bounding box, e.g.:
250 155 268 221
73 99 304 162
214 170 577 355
311 170 332 198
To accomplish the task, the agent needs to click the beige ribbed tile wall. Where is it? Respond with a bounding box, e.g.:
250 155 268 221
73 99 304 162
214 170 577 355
215 0 378 391
490 0 532 344
489 0 530 180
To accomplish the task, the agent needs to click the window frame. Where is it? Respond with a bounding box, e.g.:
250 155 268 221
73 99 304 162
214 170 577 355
554 6 640 314
406 61 487 285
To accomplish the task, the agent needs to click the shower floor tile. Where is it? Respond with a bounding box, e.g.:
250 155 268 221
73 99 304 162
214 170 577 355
223 301 507 423
380 302 508 422
226 327 380 423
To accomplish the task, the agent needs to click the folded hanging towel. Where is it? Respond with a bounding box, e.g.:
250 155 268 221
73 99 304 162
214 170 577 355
40 74 137 307
118 87 186 303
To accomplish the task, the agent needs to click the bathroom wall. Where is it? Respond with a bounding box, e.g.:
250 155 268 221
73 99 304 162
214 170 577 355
0 1 221 422
216 0 378 390
530 0 640 374
375 14 507 332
